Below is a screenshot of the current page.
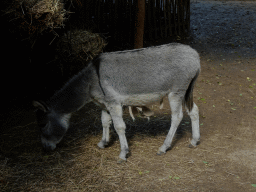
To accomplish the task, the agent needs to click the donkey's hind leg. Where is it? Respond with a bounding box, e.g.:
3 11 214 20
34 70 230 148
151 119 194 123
186 103 200 147
98 110 112 149
157 93 183 155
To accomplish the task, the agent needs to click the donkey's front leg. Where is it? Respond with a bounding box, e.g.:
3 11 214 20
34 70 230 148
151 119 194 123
98 110 112 149
107 104 129 163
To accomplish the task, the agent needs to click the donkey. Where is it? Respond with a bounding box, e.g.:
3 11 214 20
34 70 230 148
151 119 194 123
33 43 201 163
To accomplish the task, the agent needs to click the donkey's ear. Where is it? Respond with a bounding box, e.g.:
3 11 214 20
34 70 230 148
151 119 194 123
33 101 49 112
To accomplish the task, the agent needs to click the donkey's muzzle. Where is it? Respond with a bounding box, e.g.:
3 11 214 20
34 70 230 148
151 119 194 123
41 136 56 151
42 143 56 151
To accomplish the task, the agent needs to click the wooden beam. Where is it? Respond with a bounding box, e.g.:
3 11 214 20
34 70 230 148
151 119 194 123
134 0 145 49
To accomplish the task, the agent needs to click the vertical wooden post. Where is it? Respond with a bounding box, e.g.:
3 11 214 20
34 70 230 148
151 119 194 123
134 0 145 49
163 0 167 38
147 0 152 40
187 0 190 32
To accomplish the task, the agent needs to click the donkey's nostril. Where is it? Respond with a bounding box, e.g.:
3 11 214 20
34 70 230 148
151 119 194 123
41 136 57 151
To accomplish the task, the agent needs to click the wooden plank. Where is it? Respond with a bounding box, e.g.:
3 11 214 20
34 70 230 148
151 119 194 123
177 0 180 35
110 0 114 38
149 0 153 40
134 0 145 48
184 0 187 33
103 0 107 28
126 0 131 43
96 0 100 32
114 0 118 42
163 0 167 38
152 0 157 39
84 0 90 25
182 0 185 34
158 0 163 38
146 0 149 38
187 0 190 32
129 0 133 43
118 0 122 42
101 0 105 32
167 0 172 36
171 0 176 35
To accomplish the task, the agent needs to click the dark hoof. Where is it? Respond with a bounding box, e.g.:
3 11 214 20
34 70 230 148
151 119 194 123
98 146 105 149
117 158 127 164
188 144 196 148
189 141 200 148
157 150 165 156
97 141 108 149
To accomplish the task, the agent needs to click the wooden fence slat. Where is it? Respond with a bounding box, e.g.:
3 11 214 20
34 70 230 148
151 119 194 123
163 0 167 38
178 0 180 35
148 0 152 39
114 0 118 42
126 0 130 42
96 0 100 32
152 0 157 39
171 0 176 35
145 0 150 40
130 0 133 43
187 0 190 32
159 0 163 38
134 0 145 48
167 0 171 36
182 0 185 34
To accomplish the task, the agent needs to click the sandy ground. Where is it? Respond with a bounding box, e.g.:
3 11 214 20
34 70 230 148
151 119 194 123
190 0 256 58
1 1 256 191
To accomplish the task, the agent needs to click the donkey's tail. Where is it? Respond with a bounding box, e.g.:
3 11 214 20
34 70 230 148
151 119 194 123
183 69 200 112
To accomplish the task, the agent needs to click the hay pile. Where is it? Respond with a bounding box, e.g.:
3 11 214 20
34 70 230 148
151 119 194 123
5 0 68 35
57 29 107 62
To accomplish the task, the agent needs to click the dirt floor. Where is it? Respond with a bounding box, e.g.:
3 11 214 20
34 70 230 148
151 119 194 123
1 1 256 191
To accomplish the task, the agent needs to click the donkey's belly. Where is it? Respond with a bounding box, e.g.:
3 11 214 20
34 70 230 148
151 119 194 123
121 92 167 106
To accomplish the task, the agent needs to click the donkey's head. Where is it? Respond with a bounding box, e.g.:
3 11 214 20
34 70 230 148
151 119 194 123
33 101 71 151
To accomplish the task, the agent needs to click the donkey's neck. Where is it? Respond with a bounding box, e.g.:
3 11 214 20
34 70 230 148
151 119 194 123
48 64 94 114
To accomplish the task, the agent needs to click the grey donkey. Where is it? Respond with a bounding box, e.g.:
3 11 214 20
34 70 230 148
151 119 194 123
33 43 201 163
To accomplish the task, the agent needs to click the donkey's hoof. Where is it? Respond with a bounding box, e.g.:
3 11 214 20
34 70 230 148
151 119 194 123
188 144 196 148
189 140 200 148
117 158 127 164
157 150 165 156
97 142 105 149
